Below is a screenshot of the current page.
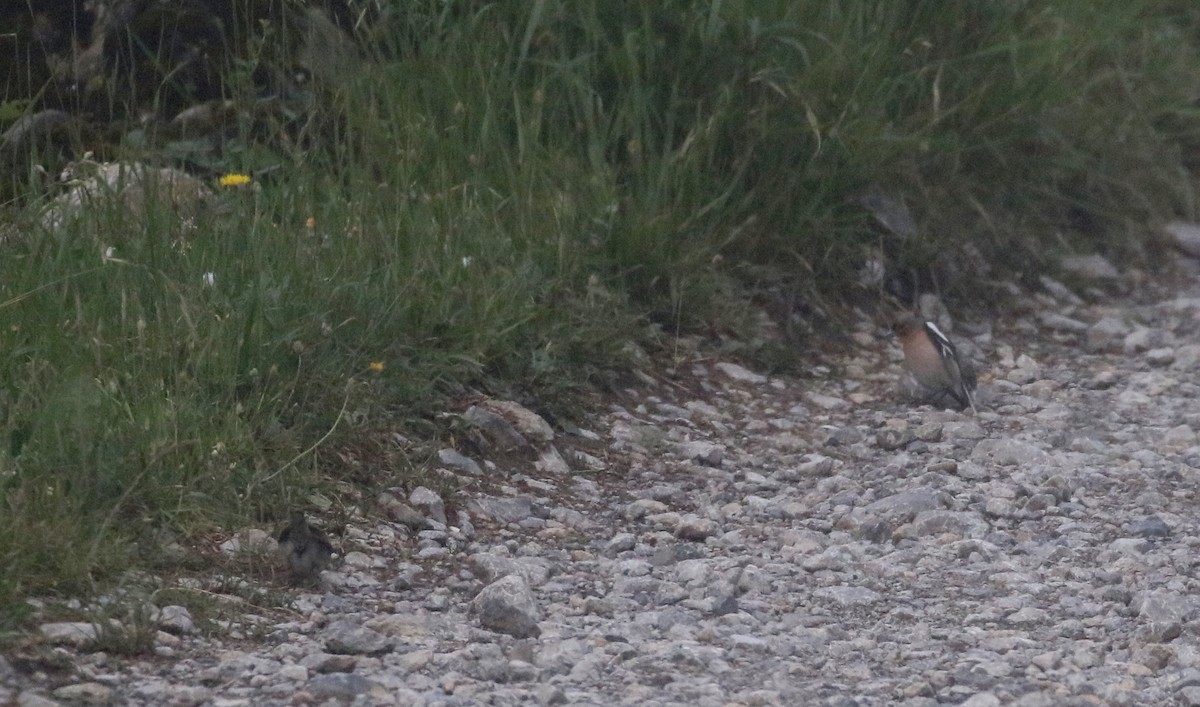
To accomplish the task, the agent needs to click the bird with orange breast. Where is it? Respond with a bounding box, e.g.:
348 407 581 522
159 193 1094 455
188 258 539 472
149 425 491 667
892 315 978 413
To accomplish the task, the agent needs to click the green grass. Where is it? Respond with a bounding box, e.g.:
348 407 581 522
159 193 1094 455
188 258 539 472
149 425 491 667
2 0 1200 624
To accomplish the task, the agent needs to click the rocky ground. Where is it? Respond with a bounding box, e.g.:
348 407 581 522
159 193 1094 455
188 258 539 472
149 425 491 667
7 254 1200 707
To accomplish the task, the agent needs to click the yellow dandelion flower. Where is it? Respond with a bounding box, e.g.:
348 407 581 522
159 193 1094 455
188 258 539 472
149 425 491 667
305 216 316 229
219 173 252 187
368 361 385 372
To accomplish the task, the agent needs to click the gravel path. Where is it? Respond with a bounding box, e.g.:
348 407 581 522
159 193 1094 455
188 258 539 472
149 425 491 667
9 264 1200 706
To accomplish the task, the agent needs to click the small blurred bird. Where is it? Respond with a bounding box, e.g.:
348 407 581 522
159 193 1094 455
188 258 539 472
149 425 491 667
893 315 978 413
277 511 333 585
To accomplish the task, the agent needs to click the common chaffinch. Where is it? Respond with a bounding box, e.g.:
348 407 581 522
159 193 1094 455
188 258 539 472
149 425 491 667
277 511 333 584
893 315 978 413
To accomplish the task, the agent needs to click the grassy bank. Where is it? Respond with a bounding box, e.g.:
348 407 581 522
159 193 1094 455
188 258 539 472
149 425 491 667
2 0 1199 623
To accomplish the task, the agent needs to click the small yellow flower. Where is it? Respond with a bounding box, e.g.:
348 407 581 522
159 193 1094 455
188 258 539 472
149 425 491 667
219 173 252 187
368 361 385 372
305 216 316 229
